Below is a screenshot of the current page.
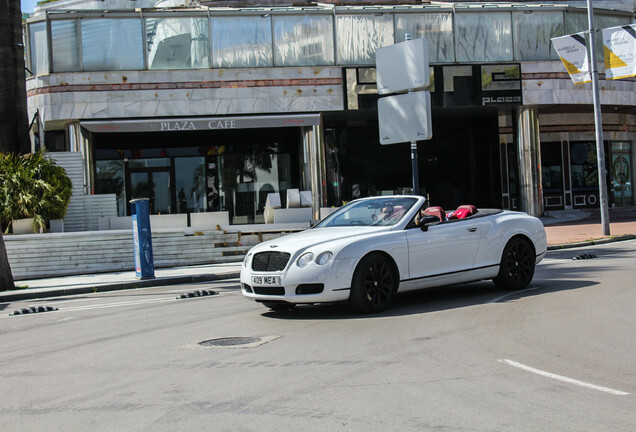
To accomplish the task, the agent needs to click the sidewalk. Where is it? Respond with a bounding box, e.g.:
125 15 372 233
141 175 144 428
2 208 635 304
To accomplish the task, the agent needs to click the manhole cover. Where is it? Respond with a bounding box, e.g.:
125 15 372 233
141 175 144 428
199 337 262 347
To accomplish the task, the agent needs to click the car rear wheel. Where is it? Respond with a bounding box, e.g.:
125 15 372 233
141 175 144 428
493 237 535 290
261 301 296 311
349 253 397 313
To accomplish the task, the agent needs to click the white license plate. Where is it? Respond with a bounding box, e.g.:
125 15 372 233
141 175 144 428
251 275 280 286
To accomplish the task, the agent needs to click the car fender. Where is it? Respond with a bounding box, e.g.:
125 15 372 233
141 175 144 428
336 231 409 288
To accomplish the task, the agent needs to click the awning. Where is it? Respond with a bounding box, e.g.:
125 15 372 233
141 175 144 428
81 113 321 133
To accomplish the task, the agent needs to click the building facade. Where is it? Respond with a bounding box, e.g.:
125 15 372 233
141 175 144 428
24 0 636 228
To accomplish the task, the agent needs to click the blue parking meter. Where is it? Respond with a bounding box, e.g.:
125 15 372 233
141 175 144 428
130 198 155 279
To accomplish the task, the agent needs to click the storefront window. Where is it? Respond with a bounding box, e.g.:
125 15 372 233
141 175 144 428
95 160 126 216
610 142 632 206
273 15 334 66
218 153 291 224
541 142 563 194
570 142 598 191
175 157 206 213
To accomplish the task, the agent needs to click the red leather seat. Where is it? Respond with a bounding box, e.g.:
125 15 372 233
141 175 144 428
450 205 477 219
424 206 445 222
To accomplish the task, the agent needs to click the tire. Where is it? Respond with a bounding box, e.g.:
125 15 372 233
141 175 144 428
262 301 296 311
349 253 398 313
493 237 536 290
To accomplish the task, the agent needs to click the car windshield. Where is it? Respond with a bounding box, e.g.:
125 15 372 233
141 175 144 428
315 197 418 227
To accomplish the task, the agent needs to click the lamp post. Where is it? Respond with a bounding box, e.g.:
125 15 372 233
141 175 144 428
587 0 611 236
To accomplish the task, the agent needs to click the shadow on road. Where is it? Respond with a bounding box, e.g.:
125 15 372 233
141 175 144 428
261 278 599 320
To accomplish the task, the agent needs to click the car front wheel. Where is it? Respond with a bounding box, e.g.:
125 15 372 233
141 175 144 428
349 253 397 313
493 237 535 290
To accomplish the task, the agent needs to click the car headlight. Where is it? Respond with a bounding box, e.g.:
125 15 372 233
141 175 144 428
243 253 252 268
297 252 314 268
316 251 333 266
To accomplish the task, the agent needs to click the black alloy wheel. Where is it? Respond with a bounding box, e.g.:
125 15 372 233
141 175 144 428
493 237 536 290
349 253 398 313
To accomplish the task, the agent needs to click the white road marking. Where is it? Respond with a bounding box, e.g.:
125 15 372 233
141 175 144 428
27 297 103 304
499 359 630 396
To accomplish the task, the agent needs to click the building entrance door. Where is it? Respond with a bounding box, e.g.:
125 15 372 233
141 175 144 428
610 142 633 206
129 169 173 214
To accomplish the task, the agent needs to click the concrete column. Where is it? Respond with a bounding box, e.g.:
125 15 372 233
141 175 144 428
516 106 544 217
301 125 326 220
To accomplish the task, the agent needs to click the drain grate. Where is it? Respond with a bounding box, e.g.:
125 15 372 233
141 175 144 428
199 337 262 347
572 253 597 260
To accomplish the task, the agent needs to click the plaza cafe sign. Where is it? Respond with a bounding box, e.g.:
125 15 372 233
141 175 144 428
81 114 320 133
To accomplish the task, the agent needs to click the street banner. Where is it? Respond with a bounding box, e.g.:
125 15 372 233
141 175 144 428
552 32 591 84
603 24 636 80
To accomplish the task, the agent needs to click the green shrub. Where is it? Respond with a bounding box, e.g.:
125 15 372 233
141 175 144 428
0 150 73 233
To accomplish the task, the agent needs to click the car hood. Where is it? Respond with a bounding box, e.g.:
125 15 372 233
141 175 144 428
249 226 392 254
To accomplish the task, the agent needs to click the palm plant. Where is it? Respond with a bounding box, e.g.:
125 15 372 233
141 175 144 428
0 150 72 233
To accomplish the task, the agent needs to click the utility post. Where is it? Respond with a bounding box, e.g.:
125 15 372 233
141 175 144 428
586 0 611 236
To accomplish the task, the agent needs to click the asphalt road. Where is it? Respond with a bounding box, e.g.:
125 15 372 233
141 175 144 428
1 241 634 432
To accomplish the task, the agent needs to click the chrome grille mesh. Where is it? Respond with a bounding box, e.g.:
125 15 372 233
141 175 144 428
251 252 291 271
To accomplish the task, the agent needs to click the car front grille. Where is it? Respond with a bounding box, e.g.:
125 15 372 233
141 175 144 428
251 252 291 271
253 286 285 296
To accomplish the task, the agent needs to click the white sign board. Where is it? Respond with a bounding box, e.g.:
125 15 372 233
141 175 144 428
378 91 432 145
603 24 636 80
376 38 429 94
551 32 591 85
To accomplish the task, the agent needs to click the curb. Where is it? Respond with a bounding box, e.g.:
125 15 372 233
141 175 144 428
547 234 636 250
0 272 241 303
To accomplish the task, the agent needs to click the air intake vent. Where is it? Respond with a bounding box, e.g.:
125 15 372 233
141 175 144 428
252 252 290 271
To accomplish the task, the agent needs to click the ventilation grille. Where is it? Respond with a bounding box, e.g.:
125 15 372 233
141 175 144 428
252 252 291 271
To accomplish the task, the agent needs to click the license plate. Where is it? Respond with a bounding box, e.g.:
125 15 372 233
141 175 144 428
251 275 280 286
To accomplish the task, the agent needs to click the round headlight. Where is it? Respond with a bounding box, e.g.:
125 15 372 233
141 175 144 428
316 251 333 266
243 253 252 268
297 252 314 268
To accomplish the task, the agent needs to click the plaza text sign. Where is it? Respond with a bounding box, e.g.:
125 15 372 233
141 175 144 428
81 114 321 133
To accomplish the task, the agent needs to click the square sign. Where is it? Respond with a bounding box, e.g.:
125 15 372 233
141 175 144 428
378 91 432 144
376 38 429 94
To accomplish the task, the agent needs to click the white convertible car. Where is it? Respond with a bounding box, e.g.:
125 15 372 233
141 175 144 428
241 195 547 313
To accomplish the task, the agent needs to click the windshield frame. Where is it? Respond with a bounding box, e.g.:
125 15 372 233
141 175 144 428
314 197 419 228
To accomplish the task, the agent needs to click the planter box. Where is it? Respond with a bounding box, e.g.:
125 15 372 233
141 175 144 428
11 218 35 234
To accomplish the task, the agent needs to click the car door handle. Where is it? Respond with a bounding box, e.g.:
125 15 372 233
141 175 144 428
467 226 478 232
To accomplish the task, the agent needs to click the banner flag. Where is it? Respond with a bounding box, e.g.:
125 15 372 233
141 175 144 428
603 24 636 80
551 32 591 84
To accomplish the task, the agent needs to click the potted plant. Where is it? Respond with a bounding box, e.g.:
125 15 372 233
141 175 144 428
0 150 72 234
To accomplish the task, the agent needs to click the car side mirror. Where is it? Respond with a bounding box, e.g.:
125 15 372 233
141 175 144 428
419 215 440 231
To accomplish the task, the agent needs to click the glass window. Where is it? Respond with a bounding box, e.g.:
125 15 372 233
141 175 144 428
540 142 563 193
565 12 630 61
513 11 563 61
51 20 79 72
81 19 144 71
29 22 49 75
273 15 334 66
610 142 632 205
146 17 210 70
210 16 272 68
175 157 206 213
336 14 394 65
128 158 170 168
395 13 454 63
455 12 513 62
95 160 126 216
570 142 598 191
